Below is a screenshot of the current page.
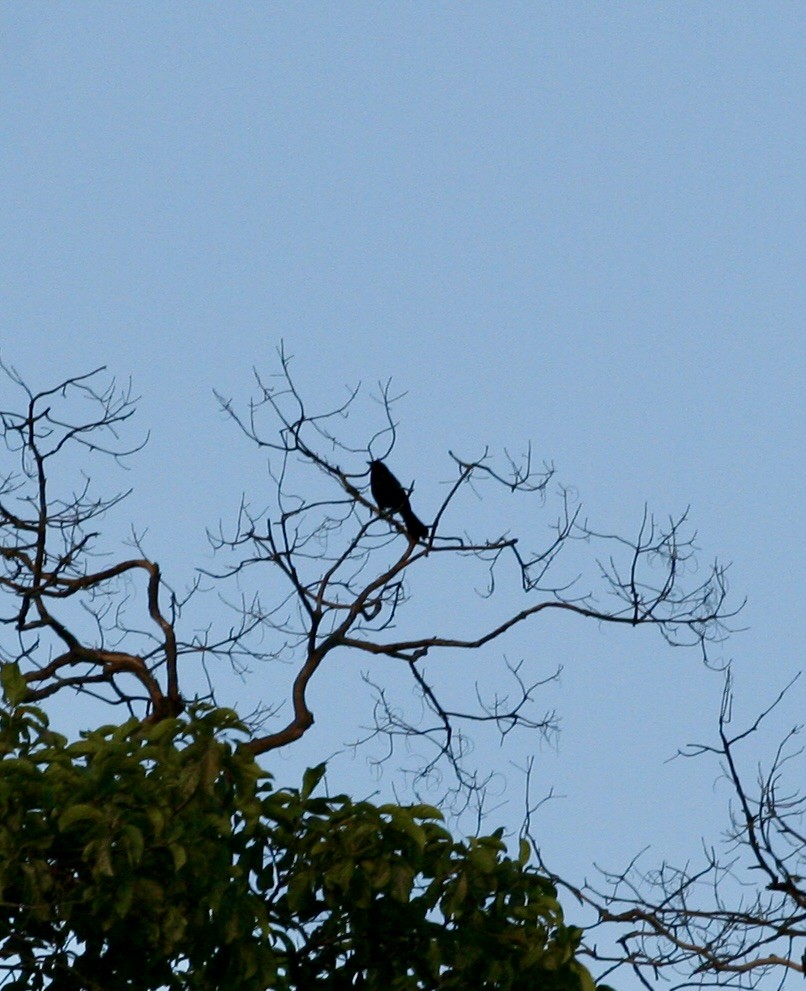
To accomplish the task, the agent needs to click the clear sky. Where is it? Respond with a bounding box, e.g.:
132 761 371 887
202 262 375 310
1 5 803 987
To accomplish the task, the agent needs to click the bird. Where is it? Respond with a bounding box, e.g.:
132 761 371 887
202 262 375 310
368 459 429 541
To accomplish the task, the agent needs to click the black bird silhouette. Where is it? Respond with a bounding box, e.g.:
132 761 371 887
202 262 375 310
369 459 429 541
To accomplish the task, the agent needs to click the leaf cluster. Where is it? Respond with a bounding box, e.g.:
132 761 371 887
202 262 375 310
0 694 600 991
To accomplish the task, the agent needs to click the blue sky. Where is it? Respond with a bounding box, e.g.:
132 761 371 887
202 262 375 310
1 5 803 986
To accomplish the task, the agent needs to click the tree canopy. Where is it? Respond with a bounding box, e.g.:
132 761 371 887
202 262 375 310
0 701 599 991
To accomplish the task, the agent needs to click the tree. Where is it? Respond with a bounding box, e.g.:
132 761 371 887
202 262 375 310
3 349 796 990
0 702 598 991
0 350 732 779
539 671 804 990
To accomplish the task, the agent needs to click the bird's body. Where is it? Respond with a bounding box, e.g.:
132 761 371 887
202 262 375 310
369 459 429 541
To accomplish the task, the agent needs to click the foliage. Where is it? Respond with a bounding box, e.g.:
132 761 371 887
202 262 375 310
0 695 601 991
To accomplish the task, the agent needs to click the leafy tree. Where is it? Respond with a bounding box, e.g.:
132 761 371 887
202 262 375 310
0 701 598 991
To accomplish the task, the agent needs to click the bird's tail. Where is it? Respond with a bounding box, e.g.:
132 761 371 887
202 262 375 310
400 502 429 541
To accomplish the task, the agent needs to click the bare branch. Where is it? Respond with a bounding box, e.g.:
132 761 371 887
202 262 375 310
535 673 804 989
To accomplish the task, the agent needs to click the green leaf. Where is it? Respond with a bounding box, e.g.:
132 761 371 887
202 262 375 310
1 663 28 705
113 881 134 921
301 763 326 800
169 842 187 871
390 810 428 849
390 863 414 902
92 838 115 878
121 824 145 864
58 804 105 830
468 843 498 874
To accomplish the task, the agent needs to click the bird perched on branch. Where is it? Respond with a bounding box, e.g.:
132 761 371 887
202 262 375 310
369 459 429 541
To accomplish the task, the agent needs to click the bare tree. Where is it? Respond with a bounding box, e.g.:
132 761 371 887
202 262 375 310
1 347 736 794
0 361 181 720
536 672 805 989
